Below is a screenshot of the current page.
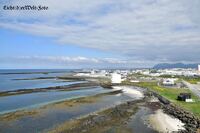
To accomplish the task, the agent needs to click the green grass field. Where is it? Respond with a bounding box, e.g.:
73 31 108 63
159 75 200 84
123 81 200 118
183 78 200 84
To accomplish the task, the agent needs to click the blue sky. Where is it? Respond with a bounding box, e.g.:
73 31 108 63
0 0 200 69
1 29 114 57
0 28 124 69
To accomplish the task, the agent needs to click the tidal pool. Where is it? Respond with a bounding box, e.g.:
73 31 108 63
103 106 158 133
0 91 133 133
0 86 109 114
126 107 157 133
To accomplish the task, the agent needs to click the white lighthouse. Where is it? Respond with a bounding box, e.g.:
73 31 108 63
198 65 200 72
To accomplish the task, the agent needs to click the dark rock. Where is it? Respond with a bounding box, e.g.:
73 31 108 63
182 118 187 123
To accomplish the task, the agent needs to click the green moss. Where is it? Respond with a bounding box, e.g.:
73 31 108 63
0 110 39 121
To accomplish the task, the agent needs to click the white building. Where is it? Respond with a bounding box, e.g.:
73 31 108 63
111 73 122 84
162 78 176 86
198 65 200 72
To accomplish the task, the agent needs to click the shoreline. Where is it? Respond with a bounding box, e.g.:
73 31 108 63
148 109 185 132
45 86 189 133
1 85 199 133
162 103 200 133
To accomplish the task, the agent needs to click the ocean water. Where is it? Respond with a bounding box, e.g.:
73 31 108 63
0 69 79 91
0 69 73 74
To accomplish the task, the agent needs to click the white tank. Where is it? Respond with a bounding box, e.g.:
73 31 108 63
198 65 200 72
111 73 121 84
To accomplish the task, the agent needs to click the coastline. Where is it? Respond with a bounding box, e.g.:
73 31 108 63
1 82 199 133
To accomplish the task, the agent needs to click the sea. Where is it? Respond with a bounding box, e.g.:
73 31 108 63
0 69 77 92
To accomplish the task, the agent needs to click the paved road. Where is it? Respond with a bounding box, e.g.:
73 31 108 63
182 80 200 98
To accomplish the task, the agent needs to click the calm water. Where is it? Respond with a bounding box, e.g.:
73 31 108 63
0 86 110 114
0 93 132 133
0 69 79 91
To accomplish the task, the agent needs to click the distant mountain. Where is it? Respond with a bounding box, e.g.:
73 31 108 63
153 63 199 69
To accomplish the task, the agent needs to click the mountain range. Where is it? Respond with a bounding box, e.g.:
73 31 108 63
153 63 199 69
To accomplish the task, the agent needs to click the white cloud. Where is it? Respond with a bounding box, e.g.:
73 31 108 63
1 55 198 69
0 56 157 68
0 0 200 64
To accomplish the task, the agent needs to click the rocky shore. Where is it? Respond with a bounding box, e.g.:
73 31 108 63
0 82 100 97
163 104 200 133
150 91 200 133
144 89 200 133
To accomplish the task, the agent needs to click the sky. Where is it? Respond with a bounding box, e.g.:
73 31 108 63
0 0 200 69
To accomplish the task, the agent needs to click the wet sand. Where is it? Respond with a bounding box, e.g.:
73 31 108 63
112 86 144 99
